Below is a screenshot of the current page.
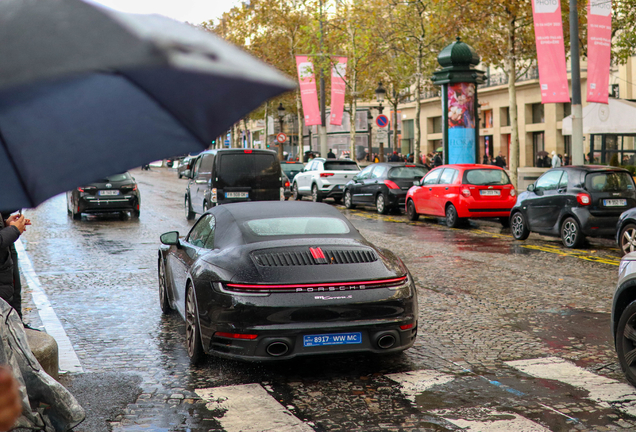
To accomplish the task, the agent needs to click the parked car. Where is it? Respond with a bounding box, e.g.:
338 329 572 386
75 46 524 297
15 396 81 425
612 252 636 386
344 163 429 214
292 158 359 203
158 201 418 363
405 164 516 228
511 166 636 248
616 207 636 256
177 155 194 179
282 173 291 200
281 161 306 182
184 149 282 220
66 172 140 220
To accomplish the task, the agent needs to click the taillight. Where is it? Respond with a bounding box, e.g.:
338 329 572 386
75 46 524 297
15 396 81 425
211 188 218 203
320 173 335 177
510 188 516 197
577 193 591 205
77 186 96 193
122 184 137 191
400 323 415 330
214 332 258 340
244 149 252 153
461 188 471 197
77 187 85 192
384 180 400 189
285 181 290 188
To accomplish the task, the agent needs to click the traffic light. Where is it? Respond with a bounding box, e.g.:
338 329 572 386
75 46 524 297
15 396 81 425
212 139 216 145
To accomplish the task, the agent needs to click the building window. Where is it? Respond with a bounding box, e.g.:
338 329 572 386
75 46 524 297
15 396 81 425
533 132 546 166
432 116 442 133
611 84 619 98
500 107 510 127
481 110 493 128
563 103 572 118
532 103 544 124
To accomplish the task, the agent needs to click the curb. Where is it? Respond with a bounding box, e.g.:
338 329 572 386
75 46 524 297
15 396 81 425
26 328 59 380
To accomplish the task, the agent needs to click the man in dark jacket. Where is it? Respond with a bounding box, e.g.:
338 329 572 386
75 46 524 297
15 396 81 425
433 152 443 167
0 214 27 306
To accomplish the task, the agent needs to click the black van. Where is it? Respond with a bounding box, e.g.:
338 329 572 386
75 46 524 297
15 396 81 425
184 149 282 220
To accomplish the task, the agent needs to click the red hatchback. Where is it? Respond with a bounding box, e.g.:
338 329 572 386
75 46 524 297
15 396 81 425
405 164 517 227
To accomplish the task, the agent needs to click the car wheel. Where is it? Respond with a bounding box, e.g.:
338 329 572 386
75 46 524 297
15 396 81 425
312 184 322 202
72 207 81 221
158 258 172 314
344 190 356 209
499 217 510 228
561 216 584 248
445 204 460 228
616 300 636 387
407 200 419 221
186 285 204 364
132 209 140 219
185 195 195 221
620 224 636 256
510 212 530 240
376 194 389 214
293 183 302 201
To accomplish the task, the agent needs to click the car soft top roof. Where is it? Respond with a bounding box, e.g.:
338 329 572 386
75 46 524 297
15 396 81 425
207 202 362 247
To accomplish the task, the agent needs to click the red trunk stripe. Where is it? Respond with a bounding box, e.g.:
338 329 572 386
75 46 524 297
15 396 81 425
310 247 325 259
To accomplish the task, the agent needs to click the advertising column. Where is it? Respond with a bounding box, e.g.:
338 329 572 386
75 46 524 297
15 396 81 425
531 0 570 103
587 0 612 104
295 56 321 126
447 83 476 164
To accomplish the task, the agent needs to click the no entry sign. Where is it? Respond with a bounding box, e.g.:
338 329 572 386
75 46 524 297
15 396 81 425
376 115 389 128
276 133 287 143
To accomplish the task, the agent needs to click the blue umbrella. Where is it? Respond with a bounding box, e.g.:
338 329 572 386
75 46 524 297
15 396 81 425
0 0 295 211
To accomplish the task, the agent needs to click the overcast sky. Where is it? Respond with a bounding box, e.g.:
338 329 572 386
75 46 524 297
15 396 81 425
88 0 242 25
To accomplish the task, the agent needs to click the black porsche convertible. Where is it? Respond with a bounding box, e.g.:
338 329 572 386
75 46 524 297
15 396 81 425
158 201 418 363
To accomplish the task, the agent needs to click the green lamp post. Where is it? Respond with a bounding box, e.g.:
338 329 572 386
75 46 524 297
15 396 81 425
431 37 485 165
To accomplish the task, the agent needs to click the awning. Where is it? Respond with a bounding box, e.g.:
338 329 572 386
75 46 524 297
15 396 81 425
562 98 636 135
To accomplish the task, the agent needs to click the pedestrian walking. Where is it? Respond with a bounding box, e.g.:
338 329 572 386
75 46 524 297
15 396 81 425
388 151 400 162
564 153 570 166
0 213 28 305
1 213 24 320
495 152 506 168
327 149 336 159
433 152 443 168
551 151 561 168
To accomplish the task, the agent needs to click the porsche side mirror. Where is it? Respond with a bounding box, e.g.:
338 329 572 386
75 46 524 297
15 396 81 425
160 231 180 246
527 184 535 192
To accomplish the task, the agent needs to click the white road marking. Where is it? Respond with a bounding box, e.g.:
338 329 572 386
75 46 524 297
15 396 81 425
15 239 83 373
196 383 313 432
433 408 550 431
507 357 636 416
386 369 455 403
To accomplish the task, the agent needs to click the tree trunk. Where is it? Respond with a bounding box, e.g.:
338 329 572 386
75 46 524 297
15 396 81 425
414 51 422 164
264 102 269 150
242 118 250 148
506 16 520 189
297 89 304 162
392 100 399 153
230 126 234 149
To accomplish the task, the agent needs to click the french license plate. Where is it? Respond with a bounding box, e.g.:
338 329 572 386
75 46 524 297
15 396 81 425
604 199 627 207
480 190 500 196
225 192 248 198
303 332 362 347
99 190 119 196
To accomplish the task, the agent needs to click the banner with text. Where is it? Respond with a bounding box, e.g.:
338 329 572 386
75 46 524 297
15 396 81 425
587 0 612 104
532 0 570 103
295 56 321 126
330 57 347 126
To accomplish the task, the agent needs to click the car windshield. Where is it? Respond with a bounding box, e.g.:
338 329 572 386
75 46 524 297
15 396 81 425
324 161 358 171
282 164 304 174
463 169 510 185
389 166 428 179
587 171 635 192
246 217 350 236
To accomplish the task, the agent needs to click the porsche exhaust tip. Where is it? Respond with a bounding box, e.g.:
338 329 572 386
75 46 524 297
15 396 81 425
377 334 396 349
266 341 289 357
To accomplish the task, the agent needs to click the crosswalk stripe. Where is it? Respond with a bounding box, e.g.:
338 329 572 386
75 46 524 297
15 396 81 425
195 383 313 432
506 357 636 416
433 408 550 432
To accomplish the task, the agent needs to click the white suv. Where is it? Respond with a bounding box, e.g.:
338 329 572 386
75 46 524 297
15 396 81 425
292 158 360 202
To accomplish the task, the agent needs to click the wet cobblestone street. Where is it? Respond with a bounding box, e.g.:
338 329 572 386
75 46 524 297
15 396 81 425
17 167 636 432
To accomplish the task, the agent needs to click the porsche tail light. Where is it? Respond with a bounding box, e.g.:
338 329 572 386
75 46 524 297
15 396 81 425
384 180 400 189
461 188 471 197
211 188 218 203
400 323 415 330
577 193 591 205
510 188 516 197
320 172 335 177
224 275 408 293
214 332 258 340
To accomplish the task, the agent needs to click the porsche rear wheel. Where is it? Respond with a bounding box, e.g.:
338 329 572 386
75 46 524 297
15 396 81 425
158 258 171 314
186 286 204 364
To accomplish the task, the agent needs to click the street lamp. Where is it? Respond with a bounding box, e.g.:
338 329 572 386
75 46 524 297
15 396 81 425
375 82 386 114
277 103 285 160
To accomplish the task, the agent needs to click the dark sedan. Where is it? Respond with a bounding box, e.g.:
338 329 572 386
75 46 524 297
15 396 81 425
66 172 140 220
344 163 428 214
158 201 418 363
281 161 305 182
511 166 636 248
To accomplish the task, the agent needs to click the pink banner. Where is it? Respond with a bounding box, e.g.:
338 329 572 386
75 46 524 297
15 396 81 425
330 57 347 126
295 56 321 126
587 0 612 104
532 0 570 103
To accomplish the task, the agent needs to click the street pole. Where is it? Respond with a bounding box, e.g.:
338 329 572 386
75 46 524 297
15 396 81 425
569 0 584 165
318 0 328 158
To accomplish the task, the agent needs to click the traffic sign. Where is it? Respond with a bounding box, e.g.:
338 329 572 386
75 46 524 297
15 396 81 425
276 133 287 143
376 115 389 128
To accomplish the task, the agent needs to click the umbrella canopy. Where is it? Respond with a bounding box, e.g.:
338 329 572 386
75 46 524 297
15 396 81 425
0 0 295 211
435 147 443 152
